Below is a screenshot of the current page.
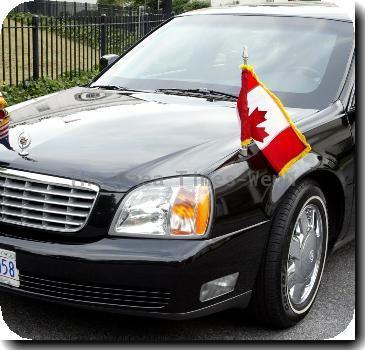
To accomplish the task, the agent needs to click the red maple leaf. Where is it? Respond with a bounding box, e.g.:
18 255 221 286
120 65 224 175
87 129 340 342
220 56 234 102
249 108 269 143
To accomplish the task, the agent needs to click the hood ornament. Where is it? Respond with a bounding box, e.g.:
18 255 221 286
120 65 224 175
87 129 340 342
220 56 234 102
18 132 31 156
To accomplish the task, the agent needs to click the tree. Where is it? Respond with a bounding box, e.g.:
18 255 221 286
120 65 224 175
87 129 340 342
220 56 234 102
97 0 209 13
97 0 128 6
97 0 159 10
172 0 209 14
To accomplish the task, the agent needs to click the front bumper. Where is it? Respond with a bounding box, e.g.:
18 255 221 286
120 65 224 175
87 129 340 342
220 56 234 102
0 221 270 319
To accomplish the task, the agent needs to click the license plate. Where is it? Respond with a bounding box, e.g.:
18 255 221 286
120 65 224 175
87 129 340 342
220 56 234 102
0 249 19 288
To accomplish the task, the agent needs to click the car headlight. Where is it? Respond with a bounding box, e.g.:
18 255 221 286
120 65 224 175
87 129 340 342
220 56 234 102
109 176 213 238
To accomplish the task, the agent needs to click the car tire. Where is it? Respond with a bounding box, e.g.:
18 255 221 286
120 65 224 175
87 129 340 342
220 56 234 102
250 179 329 328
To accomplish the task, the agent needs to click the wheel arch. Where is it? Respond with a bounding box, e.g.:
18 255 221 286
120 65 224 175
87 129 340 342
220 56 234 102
305 170 346 249
268 167 345 250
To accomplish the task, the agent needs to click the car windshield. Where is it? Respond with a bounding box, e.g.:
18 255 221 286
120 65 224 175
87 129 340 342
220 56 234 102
91 14 354 109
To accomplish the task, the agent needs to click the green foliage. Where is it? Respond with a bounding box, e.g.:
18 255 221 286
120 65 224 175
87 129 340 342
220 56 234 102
8 11 48 22
172 0 209 14
1 71 99 106
97 0 128 5
52 18 138 52
97 0 211 12
182 0 210 12
172 0 187 14
8 11 33 21
97 0 155 9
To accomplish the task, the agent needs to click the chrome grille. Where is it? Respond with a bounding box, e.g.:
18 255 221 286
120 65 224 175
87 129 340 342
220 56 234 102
0 168 99 232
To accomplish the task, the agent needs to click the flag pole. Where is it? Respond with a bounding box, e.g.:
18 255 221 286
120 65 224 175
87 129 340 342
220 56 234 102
243 46 248 66
241 46 249 157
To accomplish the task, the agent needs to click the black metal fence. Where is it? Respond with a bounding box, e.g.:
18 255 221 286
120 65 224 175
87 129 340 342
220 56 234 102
0 10 169 86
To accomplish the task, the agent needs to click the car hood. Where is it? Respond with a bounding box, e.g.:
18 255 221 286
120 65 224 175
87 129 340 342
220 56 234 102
1 87 317 191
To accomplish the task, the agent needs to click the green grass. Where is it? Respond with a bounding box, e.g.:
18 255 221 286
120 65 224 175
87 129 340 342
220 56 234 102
0 19 100 85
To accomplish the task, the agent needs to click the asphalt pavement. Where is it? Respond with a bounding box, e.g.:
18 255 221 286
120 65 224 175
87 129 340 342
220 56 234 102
0 240 355 341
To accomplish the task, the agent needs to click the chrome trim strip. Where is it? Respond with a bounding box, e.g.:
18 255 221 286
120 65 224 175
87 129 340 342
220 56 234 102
0 167 99 193
207 220 270 244
0 182 95 200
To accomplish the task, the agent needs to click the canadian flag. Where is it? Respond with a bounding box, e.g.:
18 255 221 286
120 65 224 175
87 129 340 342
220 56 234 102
237 65 311 176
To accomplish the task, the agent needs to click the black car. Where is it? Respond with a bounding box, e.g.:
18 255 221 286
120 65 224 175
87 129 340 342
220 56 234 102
0 3 355 328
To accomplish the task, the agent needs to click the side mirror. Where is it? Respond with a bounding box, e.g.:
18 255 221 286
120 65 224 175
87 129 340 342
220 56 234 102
100 54 119 71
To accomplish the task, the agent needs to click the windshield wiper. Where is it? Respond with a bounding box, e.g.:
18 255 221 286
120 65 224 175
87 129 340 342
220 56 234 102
90 85 131 91
90 85 152 94
155 88 237 101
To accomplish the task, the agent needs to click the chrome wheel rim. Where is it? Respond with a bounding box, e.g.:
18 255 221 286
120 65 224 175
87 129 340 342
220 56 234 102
286 196 327 314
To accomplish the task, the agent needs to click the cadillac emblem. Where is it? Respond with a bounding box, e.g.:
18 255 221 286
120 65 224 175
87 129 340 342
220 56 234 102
18 132 31 156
